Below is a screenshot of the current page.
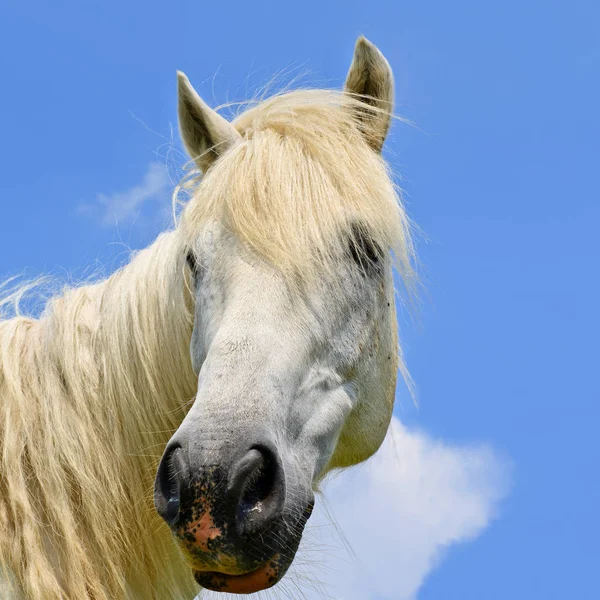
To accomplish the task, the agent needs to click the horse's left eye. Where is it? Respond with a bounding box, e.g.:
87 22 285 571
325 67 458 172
348 224 383 275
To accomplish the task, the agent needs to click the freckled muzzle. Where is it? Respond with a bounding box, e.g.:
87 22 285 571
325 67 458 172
154 440 314 593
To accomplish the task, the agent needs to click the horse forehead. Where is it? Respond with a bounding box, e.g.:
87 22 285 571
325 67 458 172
192 220 380 321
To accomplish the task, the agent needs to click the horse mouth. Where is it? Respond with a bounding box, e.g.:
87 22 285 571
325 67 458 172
193 553 286 594
181 496 315 593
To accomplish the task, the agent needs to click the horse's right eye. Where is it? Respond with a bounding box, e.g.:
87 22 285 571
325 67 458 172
186 250 199 275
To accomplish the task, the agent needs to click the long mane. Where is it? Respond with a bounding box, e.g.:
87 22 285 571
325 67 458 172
0 88 415 599
0 233 198 599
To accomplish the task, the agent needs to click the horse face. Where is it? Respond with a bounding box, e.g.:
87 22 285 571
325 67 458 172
156 220 397 593
155 37 400 594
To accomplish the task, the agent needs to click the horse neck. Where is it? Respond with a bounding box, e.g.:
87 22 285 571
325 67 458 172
92 230 197 463
19 228 198 487
1 229 196 455
0 230 199 599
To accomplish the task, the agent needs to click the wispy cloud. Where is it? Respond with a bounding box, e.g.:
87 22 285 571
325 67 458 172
282 417 511 600
78 162 172 228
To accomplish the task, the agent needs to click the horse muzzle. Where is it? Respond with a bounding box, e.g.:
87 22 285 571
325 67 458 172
154 437 314 593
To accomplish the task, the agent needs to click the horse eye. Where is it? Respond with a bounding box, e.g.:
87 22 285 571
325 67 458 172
348 224 383 274
186 250 199 274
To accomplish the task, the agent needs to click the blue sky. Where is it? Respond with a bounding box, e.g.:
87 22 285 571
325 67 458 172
1 1 598 598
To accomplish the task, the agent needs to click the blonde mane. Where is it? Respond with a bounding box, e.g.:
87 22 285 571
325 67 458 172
0 89 415 599
180 90 416 291
0 233 199 599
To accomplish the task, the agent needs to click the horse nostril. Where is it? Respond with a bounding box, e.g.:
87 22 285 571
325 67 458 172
227 445 285 536
154 446 186 526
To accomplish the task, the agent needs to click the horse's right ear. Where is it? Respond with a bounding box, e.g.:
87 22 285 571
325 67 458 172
177 71 241 172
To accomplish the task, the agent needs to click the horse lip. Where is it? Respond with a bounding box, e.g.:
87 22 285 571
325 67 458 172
193 554 285 594
188 498 314 592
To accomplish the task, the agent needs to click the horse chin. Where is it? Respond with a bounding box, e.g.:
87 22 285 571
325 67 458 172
186 498 314 594
193 552 291 594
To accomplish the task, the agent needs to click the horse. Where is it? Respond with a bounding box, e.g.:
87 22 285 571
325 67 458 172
0 37 416 598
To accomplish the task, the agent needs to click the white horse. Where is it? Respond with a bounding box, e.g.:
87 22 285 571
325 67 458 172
0 37 416 598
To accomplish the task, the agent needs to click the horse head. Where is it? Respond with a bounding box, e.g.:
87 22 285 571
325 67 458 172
154 37 414 594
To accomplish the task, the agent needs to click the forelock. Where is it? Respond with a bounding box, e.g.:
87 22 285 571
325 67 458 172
179 89 416 292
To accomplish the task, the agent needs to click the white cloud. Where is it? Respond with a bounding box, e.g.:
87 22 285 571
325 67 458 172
281 417 511 600
78 162 171 228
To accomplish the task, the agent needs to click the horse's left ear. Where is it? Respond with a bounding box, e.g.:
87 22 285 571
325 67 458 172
344 36 394 152
177 71 242 172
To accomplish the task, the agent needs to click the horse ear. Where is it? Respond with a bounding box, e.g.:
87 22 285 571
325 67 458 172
344 36 394 152
177 71 242 172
